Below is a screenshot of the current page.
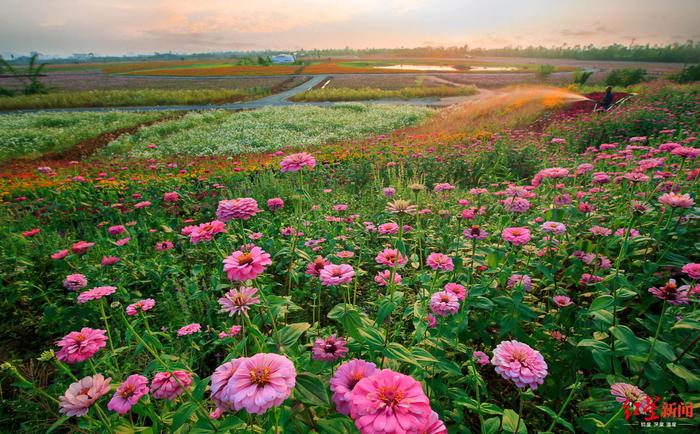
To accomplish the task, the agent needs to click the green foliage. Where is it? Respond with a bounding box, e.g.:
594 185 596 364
535 64 555 80
604 67 647 87
572 69 593 85
670 64 700 83
0 53 48 96
290 85 478 102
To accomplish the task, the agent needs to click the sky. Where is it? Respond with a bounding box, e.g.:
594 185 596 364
1 0 699 57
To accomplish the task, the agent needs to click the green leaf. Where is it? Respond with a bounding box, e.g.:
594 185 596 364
535 405 575 433
383 342 419 367
356 326 386 350
667 363 700 391
276 322 310 347
483 417 501 434
589 295 614 311
317 416 357 434
171 401 197 431
294 372 330 407
411 347 438 365
502 409 527 433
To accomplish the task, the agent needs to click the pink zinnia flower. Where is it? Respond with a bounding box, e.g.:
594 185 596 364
223 246 272 281
155 241 174 251
56 327 108 364
682 263 700 280
375 248 408 268
190 220 226 243
218 325 242 339
220 353 296 414
306 256 331 277
541 221 566 235
126 298 156 316
378 222 399 235
473 351 490 366
375 270 402 286
670 146 700 159
63 274 88 291
150 371 193 400
464 225 488 240
491 340 548 390
163 191 179 202
426 253 454 272
101 256 120 266
77 286 116 304
444 283 467 301
501 227 531 246
429 291 460 317
433 183 455 193
22 228 40 238
71 241 95 255
658 192 695 208
349 369 431 434
610 383 648 408
648 279 689 305
267 197 284 211
216 198 261 222
280 152 316 173
116 237 131 246
312 335 349 362
108 225 126 236
330 359 377 416
319 264 355 286
177 323 201 336
52 249 69 260
422 410 448 434
210 358 245 413
59 374 111 417
507 274 532 292
219 287 260 316
552 295 574 307
107 374 149 414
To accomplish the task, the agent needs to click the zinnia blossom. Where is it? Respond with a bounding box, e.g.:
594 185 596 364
464 225 488 240
126 298 156 316
107 374 149 414
312 335 349 362
541 221 566 235
473 351 490 366
63 274 88 291
658 192 695 208
71 241 95 255
177 323 201 336
507 274 532 292
56 327 108 364
375 270 402 286
150 371 193 400
267 197 284 211
375 248 408 268
429 291 460 317
648 279 689 305
77 286 116 304
216 198 261 222
444 283 467 301
223 247 272 281
349 369 431 434
682 263 700 280
426 253 454 272
422 410 448 434
215 353 296 414
189 220 226 244
306 255 331 277
330 359 378 415
501 227 531 246
610 383 649 410
280 152 316 172
319 264 355 286
552 295 574 307
59 374 111 417
491 340 548 390
218 286 260 316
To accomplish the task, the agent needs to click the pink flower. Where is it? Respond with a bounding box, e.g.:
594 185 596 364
210 359 245 413
312 335 349 362
319 264 355 286
541 221 566 235
59 374 111 417
464 225 488 240
223 247 272 281
670 146 700 158
163 191 179 202
501 227 531 246
108 225 126 236
56 327 108 364
63 274 88 291
426 253 454 272
218 325 242 339
502 197 531 213
218 353 296 414
648 279 689 305
22 228 40 238
422 410 448 434
375 270 402 286
375 248 408 268
134 201 151 209
426 314 437 328
219 287 260 316
306 256 331 277
507 274 532 292
101 256 120 266
658 192 695 208
107 374 149 414
280 152 316 172
378 222 399 235
216 198 261 221
433 183 455 193
150 371 193 400
155 240 174 251
52 249 69 260
77 286 116 304
383 187 396 197
267 197 284 211
610 383 648 408
126 299 156 316
71 241 95 255
330 359 378 415
552 295 573 307
473 351 490 366
189 220 226 243
349 369 431 434
491 340 548 390
116 237 131 246
444 283 466 301
682 263 700 280
177 323 201 336
429 291 460 317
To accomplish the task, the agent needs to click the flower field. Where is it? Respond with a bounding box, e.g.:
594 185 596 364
102 104 434 157
0 83 699 433
289 86 478 102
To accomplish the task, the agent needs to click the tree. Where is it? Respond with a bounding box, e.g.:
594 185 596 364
572 69 594 85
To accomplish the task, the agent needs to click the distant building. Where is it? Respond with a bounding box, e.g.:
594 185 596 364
271 54 295 64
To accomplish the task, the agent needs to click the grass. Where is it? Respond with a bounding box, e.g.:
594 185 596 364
290 85 478 102
123 65 301 77
102 104 434 157
0 111 167 161
0 88 269 110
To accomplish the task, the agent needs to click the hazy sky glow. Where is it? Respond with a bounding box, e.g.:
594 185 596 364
1 0 699 56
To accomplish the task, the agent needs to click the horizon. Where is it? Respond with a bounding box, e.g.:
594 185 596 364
2 0 699 58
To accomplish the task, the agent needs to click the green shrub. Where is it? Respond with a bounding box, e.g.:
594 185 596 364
670 64 700 83
572 69 594 85
536 64 555 80
604 68 647 87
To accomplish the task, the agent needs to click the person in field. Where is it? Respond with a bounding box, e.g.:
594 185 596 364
600 86 614 110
